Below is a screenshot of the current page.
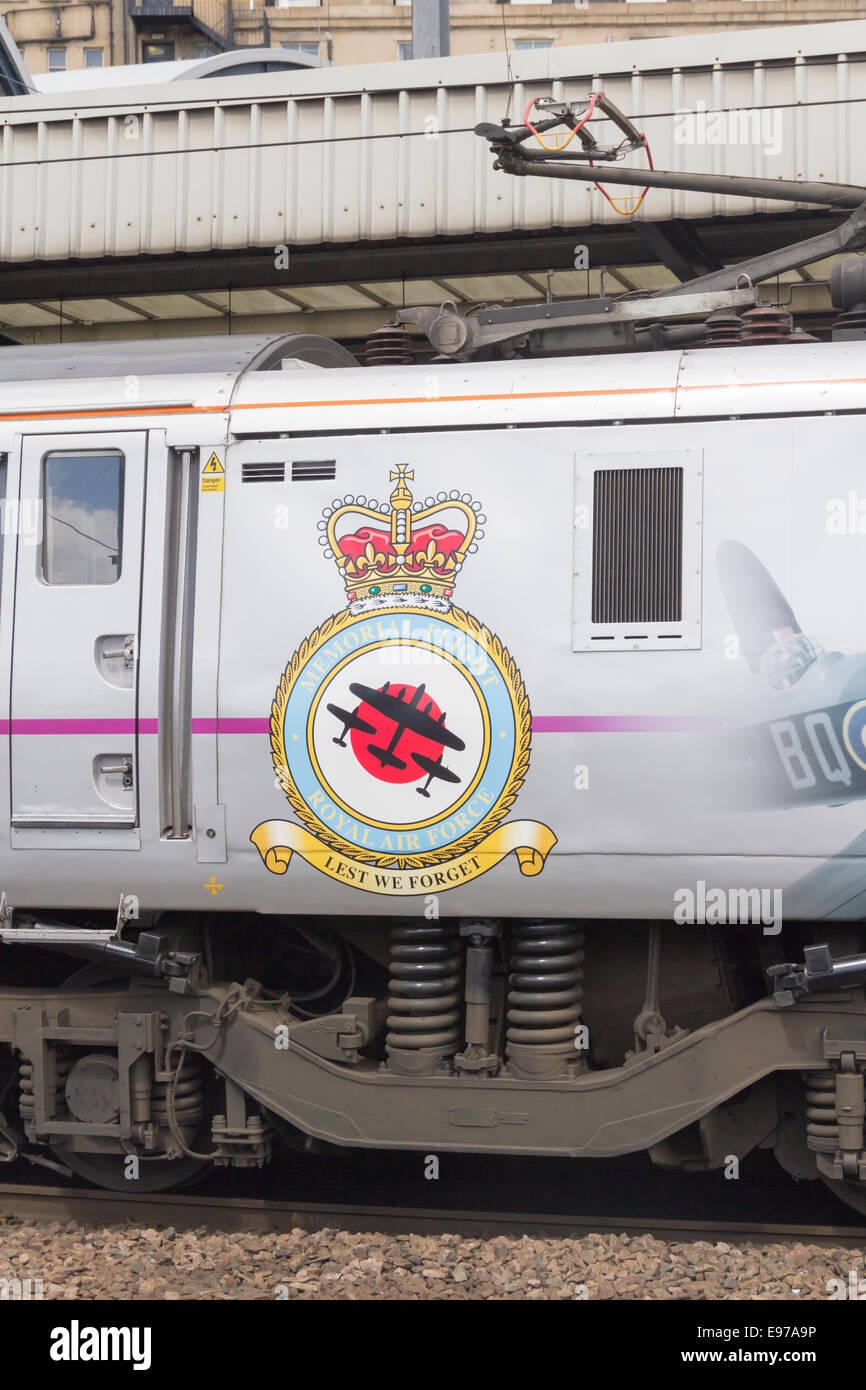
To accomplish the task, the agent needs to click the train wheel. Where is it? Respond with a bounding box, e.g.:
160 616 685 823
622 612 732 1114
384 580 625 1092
53 1149 209 1194
47 963 210 1194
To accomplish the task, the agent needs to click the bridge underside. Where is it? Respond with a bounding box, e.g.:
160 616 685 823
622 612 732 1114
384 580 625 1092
0 209 844 354
0 21 861 354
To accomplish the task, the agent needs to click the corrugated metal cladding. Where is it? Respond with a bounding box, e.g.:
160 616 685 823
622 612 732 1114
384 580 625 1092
0 20 864 265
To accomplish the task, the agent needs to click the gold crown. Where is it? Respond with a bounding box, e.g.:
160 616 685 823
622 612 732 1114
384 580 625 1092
320 467 484 607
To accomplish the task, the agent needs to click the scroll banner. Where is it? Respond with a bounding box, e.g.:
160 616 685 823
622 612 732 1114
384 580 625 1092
251 819 557 896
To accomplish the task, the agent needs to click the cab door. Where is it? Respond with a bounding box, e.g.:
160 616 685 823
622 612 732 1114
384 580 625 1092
11 433 146 826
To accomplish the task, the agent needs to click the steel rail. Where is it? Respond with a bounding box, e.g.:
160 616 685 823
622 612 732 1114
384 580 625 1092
1 1182 865 1247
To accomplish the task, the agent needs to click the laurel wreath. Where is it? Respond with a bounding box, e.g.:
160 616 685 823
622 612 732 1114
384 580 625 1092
269 604 531 869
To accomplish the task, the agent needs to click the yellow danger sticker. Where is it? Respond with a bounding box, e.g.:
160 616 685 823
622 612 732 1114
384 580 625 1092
201 451 225 493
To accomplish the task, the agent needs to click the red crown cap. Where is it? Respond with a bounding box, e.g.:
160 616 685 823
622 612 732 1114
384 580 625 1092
321 466 485 609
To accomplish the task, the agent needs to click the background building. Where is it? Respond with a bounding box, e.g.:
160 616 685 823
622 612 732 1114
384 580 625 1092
2 0 126 72
3 0 864 79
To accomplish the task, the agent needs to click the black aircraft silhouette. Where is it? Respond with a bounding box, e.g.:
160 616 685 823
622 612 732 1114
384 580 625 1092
325 701 376 747
345 680 465 772
412 750 461 797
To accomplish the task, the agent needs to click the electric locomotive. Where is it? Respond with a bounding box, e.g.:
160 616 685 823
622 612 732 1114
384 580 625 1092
2 126 866 1208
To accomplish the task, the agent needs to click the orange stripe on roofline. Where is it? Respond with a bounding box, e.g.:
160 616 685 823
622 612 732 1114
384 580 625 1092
0 404 218 421
0 374 862 424
678 375 866 391
229 376 866 408
229 385 677 409
0 383 675 422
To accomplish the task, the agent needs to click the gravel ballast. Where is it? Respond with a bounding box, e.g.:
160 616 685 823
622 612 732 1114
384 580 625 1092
0 1220 863 1299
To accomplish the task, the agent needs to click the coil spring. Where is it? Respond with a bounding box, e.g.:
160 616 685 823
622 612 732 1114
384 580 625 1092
152 1054 205 1131
19 1051 72 1121
386 923 462 1056
506 921 585 1049
803 1070 838 1152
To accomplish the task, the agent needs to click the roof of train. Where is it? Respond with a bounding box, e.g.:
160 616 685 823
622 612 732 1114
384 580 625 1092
0 334 353 382
229 342 866 431
0 336 862 432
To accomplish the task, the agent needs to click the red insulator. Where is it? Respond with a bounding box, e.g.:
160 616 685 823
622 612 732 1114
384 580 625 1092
831 306 866 342
701 308 745 347
738 305 794 344
364 326 413 367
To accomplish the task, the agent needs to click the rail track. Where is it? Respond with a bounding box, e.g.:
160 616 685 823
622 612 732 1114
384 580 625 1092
1 1181 866 1248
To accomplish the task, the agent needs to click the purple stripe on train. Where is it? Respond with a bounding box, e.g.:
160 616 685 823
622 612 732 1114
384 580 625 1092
0 715 718 735
3 718 159 735
531 715 721 733
193 718 271 734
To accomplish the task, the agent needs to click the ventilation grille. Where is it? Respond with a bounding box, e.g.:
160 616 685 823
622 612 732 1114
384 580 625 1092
591 466 683 624
242 461 285 484
291 459 336 482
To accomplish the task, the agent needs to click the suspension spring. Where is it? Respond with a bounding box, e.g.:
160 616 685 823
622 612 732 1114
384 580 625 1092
386 923 462 1075
152 1054 205 1133
18 1051 72 1123
803 1070 838 1152
506 921 585 1079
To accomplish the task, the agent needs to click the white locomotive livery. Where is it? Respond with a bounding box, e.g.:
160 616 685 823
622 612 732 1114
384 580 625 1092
0 324 866 1208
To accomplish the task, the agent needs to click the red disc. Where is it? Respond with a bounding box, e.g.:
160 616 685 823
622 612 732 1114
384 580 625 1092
351 683 445 784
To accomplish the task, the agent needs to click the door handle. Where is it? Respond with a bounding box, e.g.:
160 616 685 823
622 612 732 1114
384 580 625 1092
100 759 133 788
101 636 136 667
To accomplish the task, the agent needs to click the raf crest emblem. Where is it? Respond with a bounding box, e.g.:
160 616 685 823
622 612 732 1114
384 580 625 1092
251 467 555 896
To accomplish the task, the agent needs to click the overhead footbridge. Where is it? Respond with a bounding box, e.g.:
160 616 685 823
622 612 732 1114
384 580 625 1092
0 18 863 348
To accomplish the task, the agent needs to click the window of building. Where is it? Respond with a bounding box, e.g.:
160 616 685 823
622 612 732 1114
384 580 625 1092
42 452 125 585
142 41 175 63
84 49 104 68
398 41 413 61
47 49 66 72
275 0 321 7
280 42 320 56
514 40 554 50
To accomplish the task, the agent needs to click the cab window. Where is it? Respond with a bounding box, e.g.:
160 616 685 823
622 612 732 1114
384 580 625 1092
42 451 124 585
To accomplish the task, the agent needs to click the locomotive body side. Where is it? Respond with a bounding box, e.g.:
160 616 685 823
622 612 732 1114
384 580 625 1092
0 344 863 920
218 385 866 924
0 339 865 1203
